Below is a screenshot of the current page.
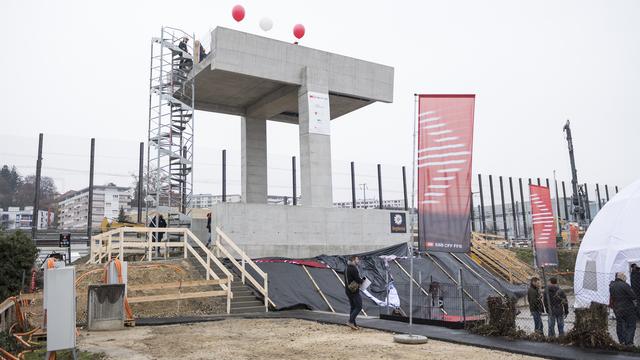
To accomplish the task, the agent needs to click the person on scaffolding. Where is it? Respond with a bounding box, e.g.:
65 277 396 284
344 255 364 330
610 272 638 346
177 37 193 73
527 277 544 335
543 277 568 337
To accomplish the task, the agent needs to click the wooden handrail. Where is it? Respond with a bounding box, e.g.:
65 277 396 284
215 227 267 279
214 227 272 310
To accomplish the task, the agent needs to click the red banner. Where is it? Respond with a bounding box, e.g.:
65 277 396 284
417 95 475 252
529 185 558 267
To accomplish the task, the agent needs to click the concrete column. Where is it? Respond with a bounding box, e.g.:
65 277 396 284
298 67 333 207
241 117 267 203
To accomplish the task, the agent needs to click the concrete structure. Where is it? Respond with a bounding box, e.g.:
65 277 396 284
202 203 407 258
58 185 133 230
187 27 401 257
0 206 52 230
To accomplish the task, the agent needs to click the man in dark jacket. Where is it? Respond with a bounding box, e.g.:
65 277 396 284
543 277 568 337
528 277 544 334
345 255 364 330
149 215 167 257
205 212 212 247
610 272 638 346
630 264 640 300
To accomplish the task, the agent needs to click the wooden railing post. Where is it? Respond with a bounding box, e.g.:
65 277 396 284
183 230 188 259
241 257 246 284
227 279 231 314
147 230 152 261
206 253 211 280
119 228 124 260
264 273 268 312
107 234 113 261
89 234 95 263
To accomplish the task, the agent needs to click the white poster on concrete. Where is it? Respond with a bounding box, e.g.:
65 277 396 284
307 91 330 135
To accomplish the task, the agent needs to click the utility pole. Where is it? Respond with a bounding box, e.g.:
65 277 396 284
563 120 584 223
359 183 368 209
32 133 43 242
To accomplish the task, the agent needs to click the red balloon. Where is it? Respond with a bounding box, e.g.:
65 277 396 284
232 5 245 22
293 24 305 39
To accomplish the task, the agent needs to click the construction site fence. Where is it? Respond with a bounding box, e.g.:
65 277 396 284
1 133 621 231
514 271 639 348
381 278 485 325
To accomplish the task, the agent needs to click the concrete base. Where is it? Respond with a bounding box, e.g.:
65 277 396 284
194 203 410 258
393 334 429 344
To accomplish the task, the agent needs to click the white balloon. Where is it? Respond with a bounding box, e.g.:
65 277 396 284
259 17 273 31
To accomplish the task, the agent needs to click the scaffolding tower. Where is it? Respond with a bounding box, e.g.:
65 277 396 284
147 27 195 216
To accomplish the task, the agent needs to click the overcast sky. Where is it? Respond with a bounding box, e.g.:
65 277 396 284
1 0 638 202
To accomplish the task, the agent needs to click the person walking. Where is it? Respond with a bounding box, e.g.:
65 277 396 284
344 255 364 330
610 272 638 346
528 277 544 334
543 277 568 337
205 212 212 247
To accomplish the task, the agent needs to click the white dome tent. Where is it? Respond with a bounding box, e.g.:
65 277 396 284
574 178 640 308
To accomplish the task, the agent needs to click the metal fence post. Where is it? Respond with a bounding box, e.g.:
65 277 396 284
377 164 383 209
489 175 497 234
519 178 528 239
509 177 518 238
499 176 508 240
87 138 95 244
292 156 297 205
562 181 569 222
402 166 408 211
222 150 227 202
478 174 486 233
351 162 356 208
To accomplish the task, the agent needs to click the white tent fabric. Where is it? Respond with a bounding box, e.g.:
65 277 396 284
574 178 640 308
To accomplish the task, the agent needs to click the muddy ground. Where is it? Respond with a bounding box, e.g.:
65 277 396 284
78 318 542 360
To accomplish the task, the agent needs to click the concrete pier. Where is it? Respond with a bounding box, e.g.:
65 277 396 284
187 27 400 257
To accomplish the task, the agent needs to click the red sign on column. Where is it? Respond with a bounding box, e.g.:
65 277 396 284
529 184 558 267
417 95 475 252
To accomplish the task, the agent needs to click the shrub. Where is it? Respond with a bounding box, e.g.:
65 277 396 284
0 230 38 299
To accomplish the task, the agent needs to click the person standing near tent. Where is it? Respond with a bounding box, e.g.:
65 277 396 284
528 277 544 334
610 272 638 346
630 264 640 299
344 255 364 330
543 277 568 337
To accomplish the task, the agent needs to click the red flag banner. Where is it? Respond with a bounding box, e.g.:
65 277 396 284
417 95 475 252
529 184 559 267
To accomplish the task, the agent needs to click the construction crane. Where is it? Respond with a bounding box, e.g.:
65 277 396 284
563 120 586 225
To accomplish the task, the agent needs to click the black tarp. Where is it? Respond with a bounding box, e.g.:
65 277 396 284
236 242 526 319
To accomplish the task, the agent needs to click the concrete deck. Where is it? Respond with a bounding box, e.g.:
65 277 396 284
189 27 394 123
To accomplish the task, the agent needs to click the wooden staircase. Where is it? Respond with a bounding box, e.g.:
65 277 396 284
189 250 266 314
470 232 537 284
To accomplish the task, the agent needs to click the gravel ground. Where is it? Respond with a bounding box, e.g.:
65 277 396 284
78 318 543 360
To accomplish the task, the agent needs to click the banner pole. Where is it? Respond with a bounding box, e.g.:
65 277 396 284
411 94 418 249
409 94 418 336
